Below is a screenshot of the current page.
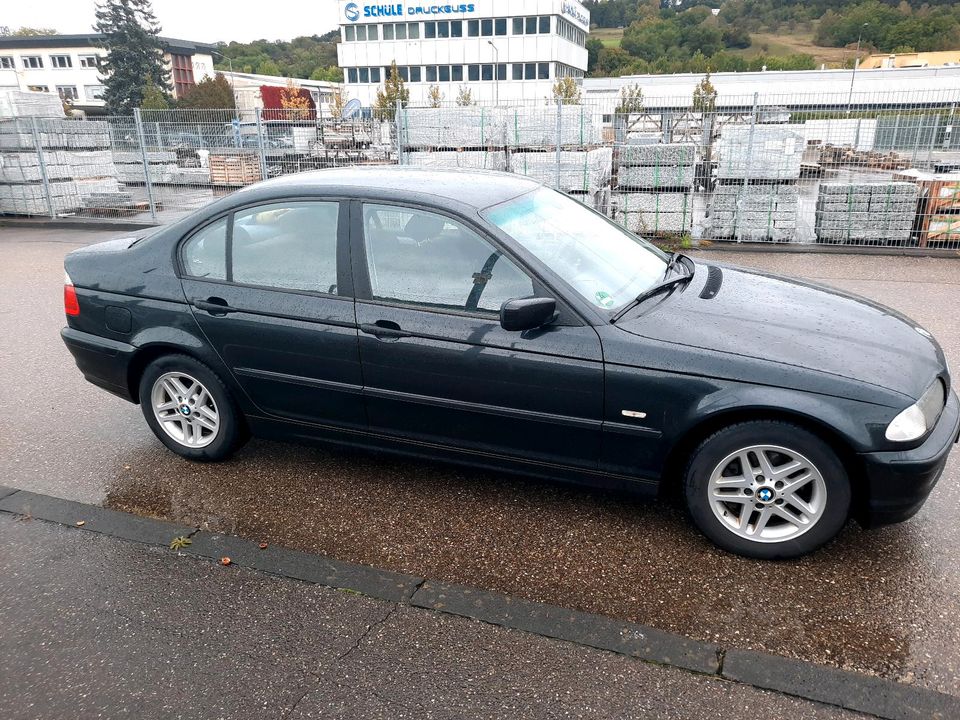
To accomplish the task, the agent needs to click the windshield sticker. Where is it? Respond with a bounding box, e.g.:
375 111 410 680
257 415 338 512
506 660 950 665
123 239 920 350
595 291 615 308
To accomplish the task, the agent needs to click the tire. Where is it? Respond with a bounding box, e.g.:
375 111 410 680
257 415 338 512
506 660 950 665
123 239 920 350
683 421 851 559
138 354 247 462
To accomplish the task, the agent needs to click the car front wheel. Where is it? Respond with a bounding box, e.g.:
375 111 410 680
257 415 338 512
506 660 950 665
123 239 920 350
683 421 851 559
139 354 247 462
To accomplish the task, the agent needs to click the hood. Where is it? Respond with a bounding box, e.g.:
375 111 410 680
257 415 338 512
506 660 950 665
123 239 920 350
616 261 947 401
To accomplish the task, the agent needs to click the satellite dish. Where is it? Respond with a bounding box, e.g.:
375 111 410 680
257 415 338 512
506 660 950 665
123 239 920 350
343 98 362 119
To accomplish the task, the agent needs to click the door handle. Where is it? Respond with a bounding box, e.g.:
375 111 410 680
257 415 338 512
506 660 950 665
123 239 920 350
193 298 237 316
360 320 409 339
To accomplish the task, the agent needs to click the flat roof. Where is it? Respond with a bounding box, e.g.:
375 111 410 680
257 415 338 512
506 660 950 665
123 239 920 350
0 34 217 55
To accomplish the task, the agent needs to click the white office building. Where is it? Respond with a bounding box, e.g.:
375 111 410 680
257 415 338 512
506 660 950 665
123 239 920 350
337 0 590 106
0 34 216 112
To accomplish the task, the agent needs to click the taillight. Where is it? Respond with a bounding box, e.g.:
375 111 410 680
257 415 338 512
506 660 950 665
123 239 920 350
64 272 80 316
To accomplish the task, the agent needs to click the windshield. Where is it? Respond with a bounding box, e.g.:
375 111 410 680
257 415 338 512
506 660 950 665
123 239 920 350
483 188 668 311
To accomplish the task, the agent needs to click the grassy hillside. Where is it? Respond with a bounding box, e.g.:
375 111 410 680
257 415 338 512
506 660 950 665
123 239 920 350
728 31 853 68
592 27 623 48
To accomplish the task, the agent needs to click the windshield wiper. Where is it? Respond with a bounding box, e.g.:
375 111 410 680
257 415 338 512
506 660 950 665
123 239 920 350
610 256 695 324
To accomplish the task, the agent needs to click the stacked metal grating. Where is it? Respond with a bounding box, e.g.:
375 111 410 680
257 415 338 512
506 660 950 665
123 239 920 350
707 184 800 242
0 117 120 216
111 150 179 184
815 183 919 244
715 126 804 181
613 143 697 235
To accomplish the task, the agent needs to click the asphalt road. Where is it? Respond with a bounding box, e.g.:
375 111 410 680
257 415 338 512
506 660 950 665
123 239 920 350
0 515 869 720
2 226 959 696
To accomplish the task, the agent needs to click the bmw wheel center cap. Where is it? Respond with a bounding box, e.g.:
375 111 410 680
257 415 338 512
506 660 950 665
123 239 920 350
179 404 192 416
757 487 774 503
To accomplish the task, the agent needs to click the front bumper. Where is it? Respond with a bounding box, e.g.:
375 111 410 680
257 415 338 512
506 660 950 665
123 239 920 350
860 388 960 526
61 327 137 403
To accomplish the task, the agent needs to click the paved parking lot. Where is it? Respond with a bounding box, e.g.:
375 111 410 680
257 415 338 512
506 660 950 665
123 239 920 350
2 225 959 696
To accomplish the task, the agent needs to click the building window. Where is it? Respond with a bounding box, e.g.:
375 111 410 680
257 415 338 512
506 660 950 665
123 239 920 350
467 20 479 37
480 18 492 36
524 63 535 80
79 55 100 68
481 64 493 81
410 66 422 82
57 85 78 101
359 67 370 83
495 18 507 36
408 23 419 39
452 65 463 82
347 68 358 83
0 56 14 69
451 20 462 37
539 16 551 34
170 53 195 96
398 66 409 82
345 26 356 41
396 23 407 40
438 20 450 38
525 17 537 34
27 85 49 92
51 54 72 68
512 64 522 80
368 25 379 41
370 67 381 83
538 62 550 80
22 56 43 69
439 65 450 82
356 26 368 41
425 21 436 39
85 85 106 100
496 63 507 81
383 24 394 40
468 64 479 81
426 65 438 82
513 18 523 35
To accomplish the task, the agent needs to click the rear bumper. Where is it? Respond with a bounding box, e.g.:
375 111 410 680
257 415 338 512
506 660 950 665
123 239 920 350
859 388 960 526
61 327 137 403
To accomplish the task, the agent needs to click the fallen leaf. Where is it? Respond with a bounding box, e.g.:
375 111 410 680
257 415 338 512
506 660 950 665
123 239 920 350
258 543 268 550
220 557 232 566
75 520 85 527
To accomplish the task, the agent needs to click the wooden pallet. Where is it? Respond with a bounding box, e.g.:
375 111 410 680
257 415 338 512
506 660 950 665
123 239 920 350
209 152 262 187
894 172 960 213
917 212 960 247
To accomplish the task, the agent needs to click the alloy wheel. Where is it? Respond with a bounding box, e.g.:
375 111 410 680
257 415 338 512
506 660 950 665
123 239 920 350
150 371 220 449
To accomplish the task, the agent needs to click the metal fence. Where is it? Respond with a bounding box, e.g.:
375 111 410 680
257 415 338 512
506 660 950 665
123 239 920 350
2 87 958 249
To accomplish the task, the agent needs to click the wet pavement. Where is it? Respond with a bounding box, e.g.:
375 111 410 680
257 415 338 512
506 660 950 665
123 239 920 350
2 226 959 696
1 515 870 719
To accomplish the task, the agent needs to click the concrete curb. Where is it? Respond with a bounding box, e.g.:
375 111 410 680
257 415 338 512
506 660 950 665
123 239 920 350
0 218 159 232
1 486 958 720
691 243 960 258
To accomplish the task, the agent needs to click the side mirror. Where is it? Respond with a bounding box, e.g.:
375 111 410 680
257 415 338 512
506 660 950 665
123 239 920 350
500 297 557 332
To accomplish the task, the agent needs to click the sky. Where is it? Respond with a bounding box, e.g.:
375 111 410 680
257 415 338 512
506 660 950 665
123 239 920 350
3 0 343 44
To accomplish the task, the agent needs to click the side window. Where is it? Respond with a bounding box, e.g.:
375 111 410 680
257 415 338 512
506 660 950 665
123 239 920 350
182 217 228 280
231 202 340 294
362 204 534 313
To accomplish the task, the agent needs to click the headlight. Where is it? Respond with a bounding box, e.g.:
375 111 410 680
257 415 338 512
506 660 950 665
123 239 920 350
885 380 947 442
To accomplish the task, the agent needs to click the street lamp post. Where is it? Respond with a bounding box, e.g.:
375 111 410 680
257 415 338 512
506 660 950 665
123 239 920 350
846 23 869 116
487 40 499 105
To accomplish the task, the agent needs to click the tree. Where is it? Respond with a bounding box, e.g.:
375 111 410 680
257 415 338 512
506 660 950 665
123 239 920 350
176 73 236 109
551 77 582 105
94 0 170 114
309 65 343 83
692 72 717 113
0 26 58 36
258 59 282 76
140 78 169 109
586 38 604 73
374 61 409 119
455 85 474 106
330 88 348 120
427 85 443 108
280 78 312 120
615 84 644 115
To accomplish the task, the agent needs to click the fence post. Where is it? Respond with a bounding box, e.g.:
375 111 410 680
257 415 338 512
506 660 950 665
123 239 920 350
395 98 405 166
555 97 563 190
255 108 268 180
29 117 56 218
133 108 157 221
735 92 759 243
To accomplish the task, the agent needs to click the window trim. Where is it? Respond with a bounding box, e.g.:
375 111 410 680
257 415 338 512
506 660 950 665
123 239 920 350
349 198 583 326
177 197 352 301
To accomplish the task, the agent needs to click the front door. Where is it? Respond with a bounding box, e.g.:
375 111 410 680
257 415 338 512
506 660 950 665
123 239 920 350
352 201 604 469
179 200 365 430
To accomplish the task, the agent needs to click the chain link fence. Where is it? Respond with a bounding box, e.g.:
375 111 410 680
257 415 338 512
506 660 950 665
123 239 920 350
2 87 958 249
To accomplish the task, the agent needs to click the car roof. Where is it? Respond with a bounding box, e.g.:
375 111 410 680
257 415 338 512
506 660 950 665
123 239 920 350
237 166 542 209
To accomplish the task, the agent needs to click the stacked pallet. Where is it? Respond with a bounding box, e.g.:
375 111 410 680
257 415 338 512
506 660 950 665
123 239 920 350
0 118 119 216
894 170 960 247
209 150 262 186
407 150 506 172
815 183 918 245
709 184 799 242
111 150 179 184
503 106 601 148
0 90 65 119
509 148 612 194
708 126 804 242
404 107 507 149
612 143 696 235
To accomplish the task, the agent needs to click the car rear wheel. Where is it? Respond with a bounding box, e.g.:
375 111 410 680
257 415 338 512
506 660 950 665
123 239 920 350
683 421 851 559
139 354 247 462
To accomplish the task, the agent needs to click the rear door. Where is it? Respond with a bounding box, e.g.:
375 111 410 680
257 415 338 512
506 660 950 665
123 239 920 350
179 199 365 430
351 200 604 469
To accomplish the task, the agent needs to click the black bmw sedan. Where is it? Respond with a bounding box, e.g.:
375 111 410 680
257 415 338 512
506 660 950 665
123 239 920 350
61 168 959 559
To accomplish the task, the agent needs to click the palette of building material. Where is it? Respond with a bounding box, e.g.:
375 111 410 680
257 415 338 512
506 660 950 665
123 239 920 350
715 126 804 181
111 149 179 184
707 184 800 242
407 149 506 171
612 143 697 235
815 182 918 244
502 105 601 148
509 148 612 193
612 191 694 235
403 107 507 148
